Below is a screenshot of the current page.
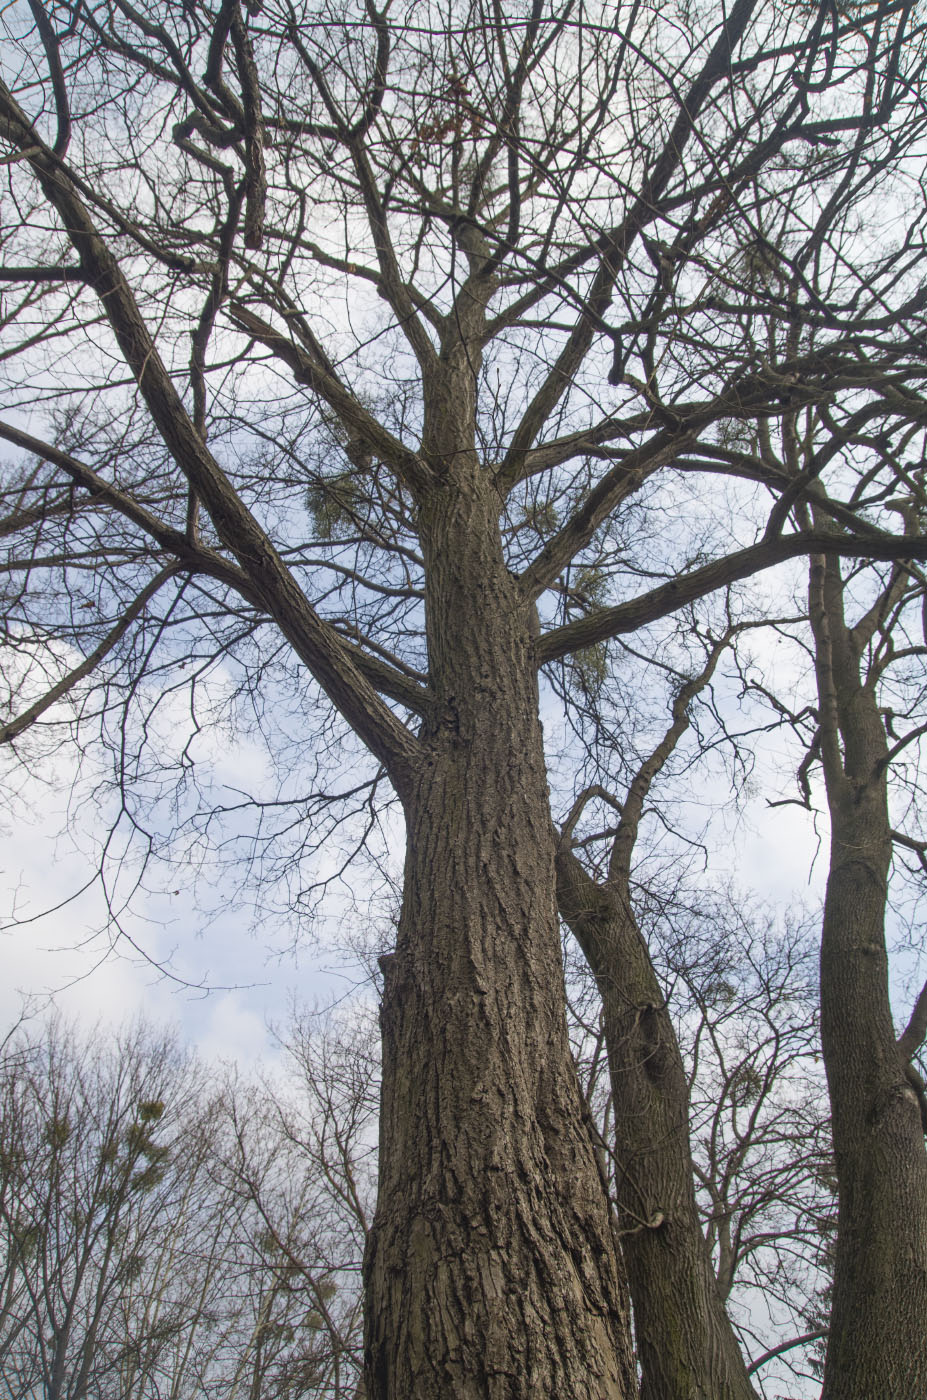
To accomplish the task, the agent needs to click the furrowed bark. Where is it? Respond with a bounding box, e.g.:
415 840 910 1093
365 460 635 1398
810 552 927 1400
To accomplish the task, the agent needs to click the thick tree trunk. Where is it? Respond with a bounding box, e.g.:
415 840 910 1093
810 554 927 1400
819 812 927 1399
363 469 636 1398
557 849 757 1400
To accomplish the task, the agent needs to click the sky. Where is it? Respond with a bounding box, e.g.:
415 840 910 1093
1 653 829 1062
0 702 369 1063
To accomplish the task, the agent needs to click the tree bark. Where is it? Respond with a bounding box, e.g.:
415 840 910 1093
810 553 927 1400
557 849 757 1400
363 466 636 1398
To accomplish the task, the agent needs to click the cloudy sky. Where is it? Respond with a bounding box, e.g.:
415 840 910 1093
0 704 375 1063
2 650 828 1067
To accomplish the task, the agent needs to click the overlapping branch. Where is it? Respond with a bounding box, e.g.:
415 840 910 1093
0 82 422 789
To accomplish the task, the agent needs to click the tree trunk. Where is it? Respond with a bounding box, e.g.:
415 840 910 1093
810 554 927 1400
557 849 757 1400
363 467 636 1398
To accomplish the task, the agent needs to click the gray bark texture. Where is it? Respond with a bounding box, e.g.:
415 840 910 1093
557 850 757 1400
810 553 927 1400
363 462 637 1398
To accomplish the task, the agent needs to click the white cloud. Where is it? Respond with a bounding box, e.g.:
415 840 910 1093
0 735 342 1061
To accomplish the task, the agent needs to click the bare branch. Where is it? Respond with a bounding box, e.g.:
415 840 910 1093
560 784 624 845
897 978 927 1062
746 1329 828 1377
0 89 421 788
26 0 70 156
226 303 434 495
498 0 764 480
229 4 266 251
538 531 927 665
1 565 179 744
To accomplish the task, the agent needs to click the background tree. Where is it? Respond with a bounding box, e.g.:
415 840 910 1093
0 1019 220 1400
0 1013 376 1399
566 895 833 1399
556 609 835 1400
3 0 927 1394
213 1005 379 1399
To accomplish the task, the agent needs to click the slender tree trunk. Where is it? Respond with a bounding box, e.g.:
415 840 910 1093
557 849 757 1400
810 553 927 1400
363 466 636 1398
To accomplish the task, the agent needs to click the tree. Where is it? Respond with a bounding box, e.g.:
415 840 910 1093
557 631 763 1400
213 1005 379 1399
808 548 927 1399
0 1013 377 1399
0 1018 220 1400
564 891 834 1399
2 1 927 1394
701 213 927 1392
748 495 927 1398
555 613 838 1400
666 905 833 1397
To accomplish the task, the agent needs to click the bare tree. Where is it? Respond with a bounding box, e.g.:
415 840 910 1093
557 630 757 1400
765 528 927 1400
0 1019 223 1400
554 611 833 1400
712 255 927 1393
2 1 927 1393
0 1012 380 1399
670 903 832 1398
213 1005 379 1399
565 892 833 1400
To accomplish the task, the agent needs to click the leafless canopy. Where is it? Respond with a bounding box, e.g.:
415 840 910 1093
1 0 927 811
